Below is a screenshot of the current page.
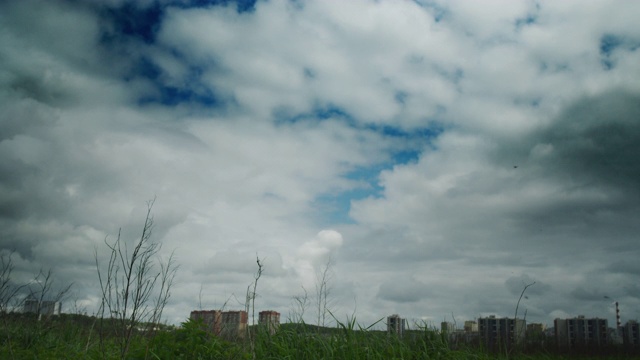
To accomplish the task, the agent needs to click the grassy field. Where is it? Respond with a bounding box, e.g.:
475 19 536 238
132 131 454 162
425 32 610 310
1 313 639 359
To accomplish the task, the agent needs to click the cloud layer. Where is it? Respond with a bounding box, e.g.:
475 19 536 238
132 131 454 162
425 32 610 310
1 0 640 327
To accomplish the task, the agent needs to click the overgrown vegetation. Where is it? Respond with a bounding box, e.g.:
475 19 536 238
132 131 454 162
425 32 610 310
3 313 639 359
0 200 180 359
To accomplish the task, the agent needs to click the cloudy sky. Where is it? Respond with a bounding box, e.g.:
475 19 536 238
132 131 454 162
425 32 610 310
2 0 640 328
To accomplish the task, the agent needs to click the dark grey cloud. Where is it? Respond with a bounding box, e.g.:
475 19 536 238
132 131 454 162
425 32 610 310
377 278 429 303
623 284 640 299
537 91 640 191
607 261 640 276
497 90 640 192
483 90 640 248
570 287 610 302
505 274 551 297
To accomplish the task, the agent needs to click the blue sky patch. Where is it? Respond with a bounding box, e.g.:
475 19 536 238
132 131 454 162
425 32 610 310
375 123 444 141
600 34 622 70
274 104 358 128
99 2 163 45
414 1 447 23
313 166 385 226
303 67 316 80
515 3 539 31
515 14 537 30
173 0 258 12
127 57 222 107
310 122 441 225
313 187 378 226
598 34 640 70
312 147 426 226
98 0 258 49
394 91 408 105
275 105 444 144
138 85 219 107
600 34 623 56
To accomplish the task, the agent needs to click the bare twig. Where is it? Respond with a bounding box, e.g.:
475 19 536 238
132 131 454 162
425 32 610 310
245 255 263 360
95 199 178 359
512 281 535 355
289 286 308 323
0 251 25 314
0 250 27 359
315 256 334 330
27 268 73 319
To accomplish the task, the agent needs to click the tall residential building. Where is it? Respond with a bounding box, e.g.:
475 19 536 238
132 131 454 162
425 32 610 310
23 297 38 314
190 310 222 335
478 316 526 349
23 297 61 316
221 310 248 339
525 323 547 345
464 320 478 333
387 314 406 337
441 321 455 334
554 316 608 348
526 323 546 338
623 320 640 346
259 310 280 335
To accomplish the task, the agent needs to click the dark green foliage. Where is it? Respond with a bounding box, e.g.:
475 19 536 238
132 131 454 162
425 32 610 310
131 318 247 360
1 313 640 359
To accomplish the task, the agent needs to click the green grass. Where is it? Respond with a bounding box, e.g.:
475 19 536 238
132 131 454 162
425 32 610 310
1 313 639 359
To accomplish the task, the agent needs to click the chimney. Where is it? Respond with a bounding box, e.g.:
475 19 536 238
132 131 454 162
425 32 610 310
615 302 621 328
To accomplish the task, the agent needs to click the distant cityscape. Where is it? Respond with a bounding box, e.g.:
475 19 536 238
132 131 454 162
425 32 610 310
421 314 638 350
20 297 640 351
189 308 640 351
435 315 637 348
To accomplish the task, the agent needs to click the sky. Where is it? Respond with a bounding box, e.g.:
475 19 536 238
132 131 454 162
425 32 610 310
1 0 640 329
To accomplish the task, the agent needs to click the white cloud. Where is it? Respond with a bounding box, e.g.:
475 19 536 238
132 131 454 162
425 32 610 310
295 229 343 288
1 0 640 328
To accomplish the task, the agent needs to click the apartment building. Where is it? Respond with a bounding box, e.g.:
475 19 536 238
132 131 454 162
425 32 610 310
259 310 280 335
554 316 608 348
478 316 526 349
623 320 640 346
387 314 406 337
190 310 222 335
221 310 248 339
